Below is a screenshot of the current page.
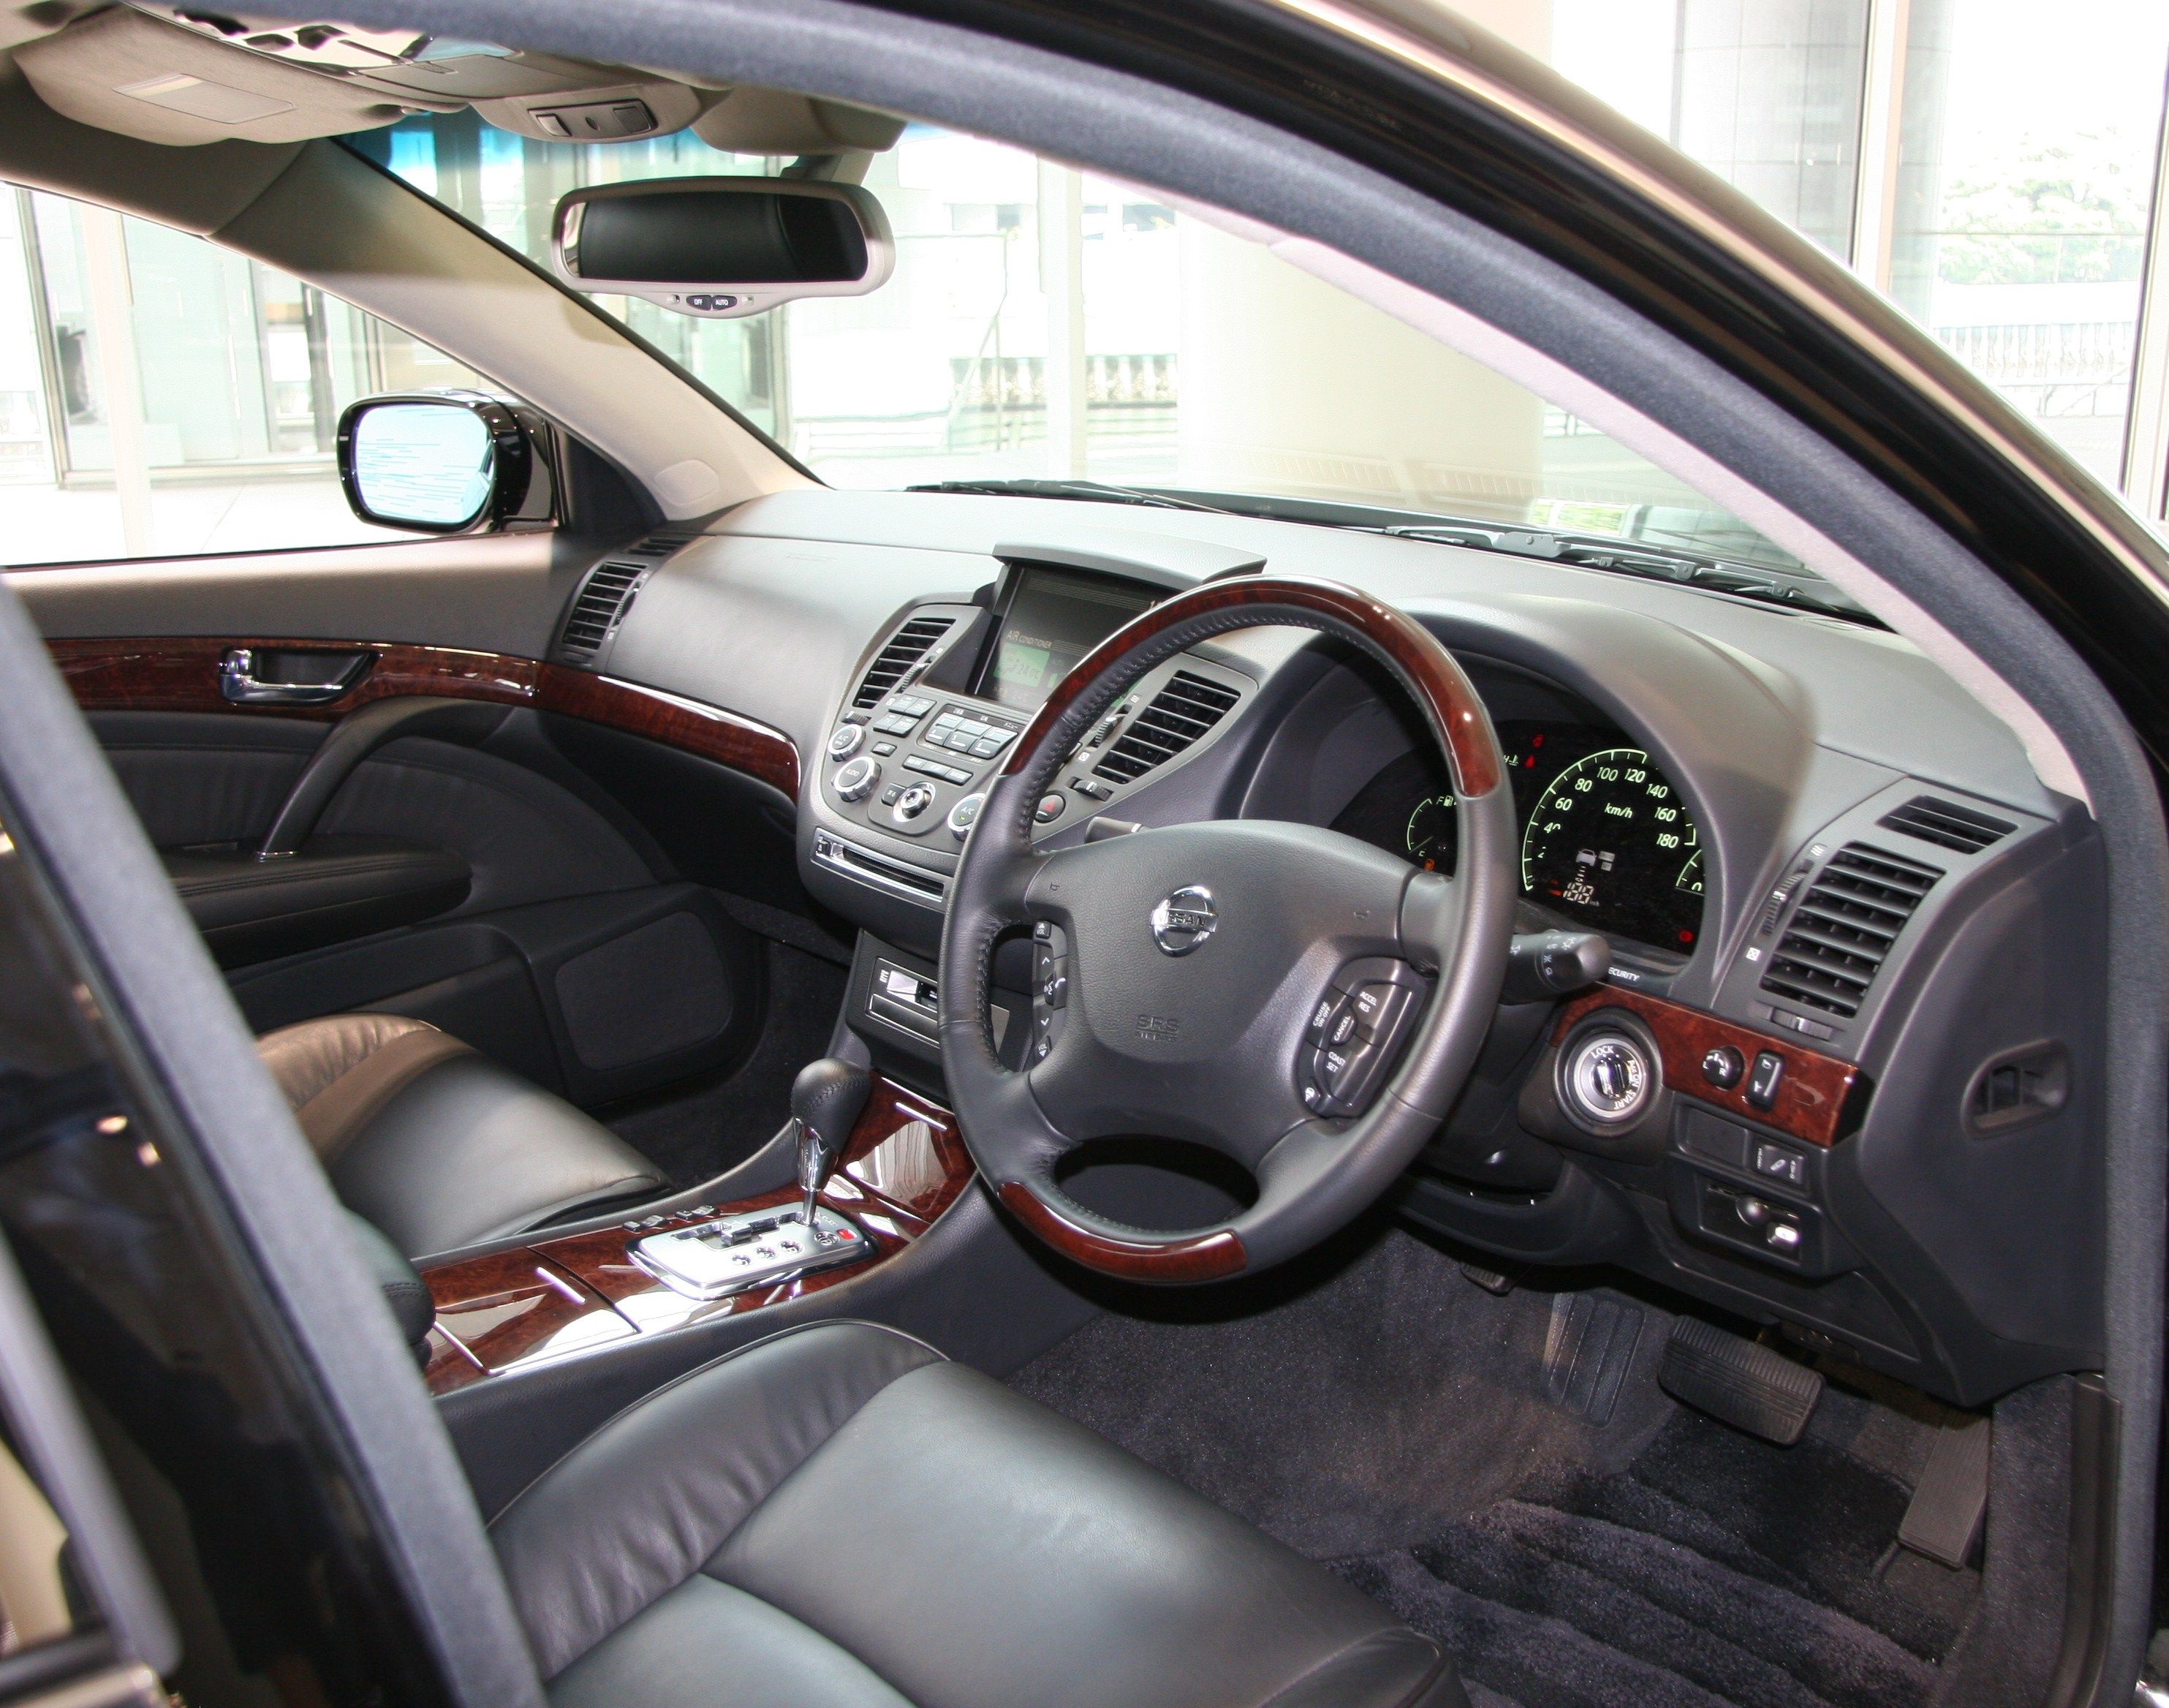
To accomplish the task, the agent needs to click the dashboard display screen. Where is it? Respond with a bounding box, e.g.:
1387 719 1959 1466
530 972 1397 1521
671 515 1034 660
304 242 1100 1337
1331 721 1705 952
977 567 1154 711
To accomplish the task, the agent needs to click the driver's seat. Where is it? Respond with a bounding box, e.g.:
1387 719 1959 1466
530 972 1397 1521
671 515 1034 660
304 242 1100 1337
491 1319 1465 1708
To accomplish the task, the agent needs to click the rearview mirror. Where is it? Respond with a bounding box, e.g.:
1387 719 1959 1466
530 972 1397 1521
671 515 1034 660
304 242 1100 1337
551 178 894 319
336 393 534 534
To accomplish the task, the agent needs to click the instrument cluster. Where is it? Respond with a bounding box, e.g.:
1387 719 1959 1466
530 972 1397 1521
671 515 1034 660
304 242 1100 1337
1330 719 1706 953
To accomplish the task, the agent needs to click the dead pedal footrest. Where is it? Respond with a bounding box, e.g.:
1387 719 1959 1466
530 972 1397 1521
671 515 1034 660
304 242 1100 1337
1658 1317 1824 1445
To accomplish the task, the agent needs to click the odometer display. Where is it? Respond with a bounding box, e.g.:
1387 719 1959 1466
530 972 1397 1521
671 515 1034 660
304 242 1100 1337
1521 747 1701 949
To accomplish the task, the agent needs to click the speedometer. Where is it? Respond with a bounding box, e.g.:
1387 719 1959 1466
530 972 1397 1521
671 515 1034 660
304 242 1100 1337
1521 748 1703 949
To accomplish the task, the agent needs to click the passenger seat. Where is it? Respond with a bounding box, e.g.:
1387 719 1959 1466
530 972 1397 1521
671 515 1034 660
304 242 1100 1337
255 1014 665 1260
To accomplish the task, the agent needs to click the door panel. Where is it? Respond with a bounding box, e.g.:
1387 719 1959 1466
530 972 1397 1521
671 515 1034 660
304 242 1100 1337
45 668 799 1136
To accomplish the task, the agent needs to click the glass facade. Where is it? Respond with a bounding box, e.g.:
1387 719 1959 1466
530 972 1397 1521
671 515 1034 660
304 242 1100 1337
1556 0 2169 494
1 3 2164 568
0 187 485 566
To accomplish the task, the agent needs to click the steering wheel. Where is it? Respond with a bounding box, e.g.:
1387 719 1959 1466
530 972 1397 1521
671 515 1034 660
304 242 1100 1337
939 577 1515 1283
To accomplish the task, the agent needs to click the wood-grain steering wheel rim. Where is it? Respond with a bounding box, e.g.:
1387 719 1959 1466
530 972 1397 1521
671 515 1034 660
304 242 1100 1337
938 575 1515 1283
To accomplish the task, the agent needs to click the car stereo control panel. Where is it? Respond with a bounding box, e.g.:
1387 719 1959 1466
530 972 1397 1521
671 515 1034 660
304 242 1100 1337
815 562 1255 885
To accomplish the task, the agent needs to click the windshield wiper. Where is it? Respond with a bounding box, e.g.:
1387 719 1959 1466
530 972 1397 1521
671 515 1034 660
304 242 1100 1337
906 477 1233 513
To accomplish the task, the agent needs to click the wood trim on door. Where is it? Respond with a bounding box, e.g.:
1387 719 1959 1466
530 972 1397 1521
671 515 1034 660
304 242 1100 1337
46 636 800 798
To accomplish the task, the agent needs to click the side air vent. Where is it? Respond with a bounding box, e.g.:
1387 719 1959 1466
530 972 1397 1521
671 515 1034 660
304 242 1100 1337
1093 670 1242 785
853 615 955 708
1877 795 2015 855
1758 843 1942 1019
556 527 699 664
558 561 645 660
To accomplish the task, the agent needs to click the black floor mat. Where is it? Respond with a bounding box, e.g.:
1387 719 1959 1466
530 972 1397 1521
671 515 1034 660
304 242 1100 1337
1335 1404 1980 1708
604 940 846 1187
1009 1229 1675 1559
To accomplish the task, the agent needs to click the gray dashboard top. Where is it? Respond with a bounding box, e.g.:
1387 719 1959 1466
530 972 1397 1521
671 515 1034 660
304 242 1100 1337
605 487 2059 823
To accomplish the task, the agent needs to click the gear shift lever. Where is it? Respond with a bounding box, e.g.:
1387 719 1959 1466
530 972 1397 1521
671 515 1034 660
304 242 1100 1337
792 1057 871 1239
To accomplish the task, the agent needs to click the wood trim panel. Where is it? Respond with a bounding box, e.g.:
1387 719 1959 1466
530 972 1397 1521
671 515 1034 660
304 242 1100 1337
46 635 798 798
1006 576 1502 798
417 1078 969 1394
994 1181 1249 1282
1553 985 1866 1146
534 665 798 798
421 1250 634 1396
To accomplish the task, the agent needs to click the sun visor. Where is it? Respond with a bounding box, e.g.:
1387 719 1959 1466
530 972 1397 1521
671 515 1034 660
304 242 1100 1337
15 7 439 145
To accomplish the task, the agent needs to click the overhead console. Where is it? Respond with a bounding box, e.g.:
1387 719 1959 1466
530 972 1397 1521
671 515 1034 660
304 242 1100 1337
801 540 1260 956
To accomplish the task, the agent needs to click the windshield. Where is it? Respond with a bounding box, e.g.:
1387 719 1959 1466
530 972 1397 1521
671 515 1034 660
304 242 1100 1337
344 116 1817 584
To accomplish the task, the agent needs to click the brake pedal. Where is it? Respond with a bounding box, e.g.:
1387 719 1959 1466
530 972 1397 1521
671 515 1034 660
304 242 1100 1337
1659 1317 1824 1445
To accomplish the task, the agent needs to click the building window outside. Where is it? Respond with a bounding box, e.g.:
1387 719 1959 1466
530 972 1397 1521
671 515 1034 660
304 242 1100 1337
0 186 487 567
4 10 2163 567
1553 0 2169 493
1886 0 2168 483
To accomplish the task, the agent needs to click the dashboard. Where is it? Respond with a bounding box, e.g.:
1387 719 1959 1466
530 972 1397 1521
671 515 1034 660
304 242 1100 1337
550 488 2106 1415
1329 721 1706 955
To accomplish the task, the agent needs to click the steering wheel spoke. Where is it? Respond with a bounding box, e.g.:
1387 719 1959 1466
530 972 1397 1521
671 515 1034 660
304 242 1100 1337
1398 867 1466 975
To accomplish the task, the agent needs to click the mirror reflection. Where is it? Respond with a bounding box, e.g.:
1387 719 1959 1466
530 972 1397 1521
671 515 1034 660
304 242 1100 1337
350 402 496 529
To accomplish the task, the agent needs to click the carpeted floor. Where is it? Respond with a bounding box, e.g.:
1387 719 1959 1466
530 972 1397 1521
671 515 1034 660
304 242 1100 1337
1337 1392 1977 1708
1006 1225 2055 1708
604 939 847 1187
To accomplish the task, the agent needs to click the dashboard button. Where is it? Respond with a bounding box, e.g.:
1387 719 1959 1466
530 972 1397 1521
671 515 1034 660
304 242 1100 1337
1700 1045 1745 1089
828 723 866 760
1745 1050 1786 1110
1753 1141 1805 1187
833 756 879 801
871 740 897 756
948 793 985 838
891 784 936 823
1034 793 1067 824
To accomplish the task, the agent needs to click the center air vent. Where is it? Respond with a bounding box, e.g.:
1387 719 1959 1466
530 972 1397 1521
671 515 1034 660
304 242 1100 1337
1093 670 1241 785
556 526 700 665
1759 843 1942 1019
1877 795 2015 855
854 615 955 708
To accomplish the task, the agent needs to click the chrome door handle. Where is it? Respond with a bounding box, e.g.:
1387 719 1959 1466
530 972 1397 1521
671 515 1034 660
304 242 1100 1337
219 648 368 706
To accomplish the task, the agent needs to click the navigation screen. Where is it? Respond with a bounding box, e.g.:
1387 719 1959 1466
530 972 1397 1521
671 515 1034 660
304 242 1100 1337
978 567 1154 711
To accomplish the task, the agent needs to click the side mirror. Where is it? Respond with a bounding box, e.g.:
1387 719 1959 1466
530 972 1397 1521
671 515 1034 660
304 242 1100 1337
336 393 535 534
551 177 894 319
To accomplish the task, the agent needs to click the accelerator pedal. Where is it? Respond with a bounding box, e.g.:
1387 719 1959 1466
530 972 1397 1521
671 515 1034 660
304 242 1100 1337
1659 1317 1824 1445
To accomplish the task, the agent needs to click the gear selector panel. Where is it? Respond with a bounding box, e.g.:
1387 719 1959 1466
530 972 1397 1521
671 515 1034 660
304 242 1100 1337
634 1205 868 1300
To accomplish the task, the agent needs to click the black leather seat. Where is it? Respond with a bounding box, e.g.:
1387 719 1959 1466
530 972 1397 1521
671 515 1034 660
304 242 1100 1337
255 1013 664 1258
491 1320 1466 1708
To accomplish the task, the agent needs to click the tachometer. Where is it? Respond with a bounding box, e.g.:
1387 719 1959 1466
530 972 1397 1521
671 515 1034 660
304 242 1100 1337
1521 748 1702 948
